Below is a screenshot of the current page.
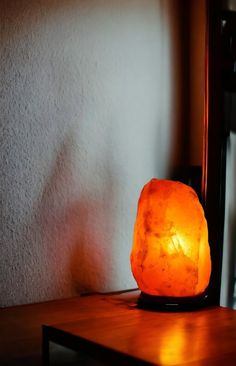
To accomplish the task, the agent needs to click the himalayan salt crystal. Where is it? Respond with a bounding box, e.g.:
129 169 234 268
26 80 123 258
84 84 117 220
130 179 211 297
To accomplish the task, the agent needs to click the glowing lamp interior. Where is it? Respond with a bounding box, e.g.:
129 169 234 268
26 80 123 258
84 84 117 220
130 179 211 297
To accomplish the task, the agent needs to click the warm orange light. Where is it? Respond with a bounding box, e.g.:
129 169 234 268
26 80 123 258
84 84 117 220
130 179 211 297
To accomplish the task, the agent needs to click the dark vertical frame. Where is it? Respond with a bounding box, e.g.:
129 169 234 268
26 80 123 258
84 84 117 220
203 0 227 305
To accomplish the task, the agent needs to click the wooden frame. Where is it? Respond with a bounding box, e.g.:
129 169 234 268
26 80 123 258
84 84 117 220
203 0 228 305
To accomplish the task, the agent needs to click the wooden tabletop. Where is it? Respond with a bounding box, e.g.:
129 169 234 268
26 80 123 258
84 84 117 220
1 290 236 365
42 290 236 366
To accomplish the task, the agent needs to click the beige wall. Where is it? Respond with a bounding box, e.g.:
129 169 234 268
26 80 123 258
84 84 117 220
1 0 194 306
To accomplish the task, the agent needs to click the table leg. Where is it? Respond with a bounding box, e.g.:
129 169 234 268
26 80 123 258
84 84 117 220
42 325 50 365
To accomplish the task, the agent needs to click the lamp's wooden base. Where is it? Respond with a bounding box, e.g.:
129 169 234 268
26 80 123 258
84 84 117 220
138 291 209 311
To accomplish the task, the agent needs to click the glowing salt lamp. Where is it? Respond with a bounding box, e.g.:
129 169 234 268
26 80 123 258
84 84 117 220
130 179 211 305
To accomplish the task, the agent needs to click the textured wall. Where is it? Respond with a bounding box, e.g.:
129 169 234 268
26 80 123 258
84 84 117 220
1 0 183 306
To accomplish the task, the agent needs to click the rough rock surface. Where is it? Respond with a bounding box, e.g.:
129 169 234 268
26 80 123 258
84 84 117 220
130 179 211 297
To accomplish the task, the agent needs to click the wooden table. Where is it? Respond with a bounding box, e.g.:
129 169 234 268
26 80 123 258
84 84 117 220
42 290 236 366
1 290 236 365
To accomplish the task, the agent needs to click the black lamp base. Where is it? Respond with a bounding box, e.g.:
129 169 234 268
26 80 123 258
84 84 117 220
138 291 209 311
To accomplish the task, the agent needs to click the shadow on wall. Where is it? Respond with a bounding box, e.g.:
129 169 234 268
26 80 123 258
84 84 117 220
35 135 117 296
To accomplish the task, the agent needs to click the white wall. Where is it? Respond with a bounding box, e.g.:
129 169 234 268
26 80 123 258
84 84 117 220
1 0 183 306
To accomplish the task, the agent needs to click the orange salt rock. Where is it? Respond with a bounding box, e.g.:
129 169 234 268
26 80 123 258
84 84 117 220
130 179 211 297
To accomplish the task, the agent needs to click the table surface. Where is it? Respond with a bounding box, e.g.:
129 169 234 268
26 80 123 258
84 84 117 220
1 290 236 366
42 290 236 366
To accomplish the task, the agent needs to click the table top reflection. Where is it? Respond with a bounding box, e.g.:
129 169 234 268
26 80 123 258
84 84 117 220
42 290 236 366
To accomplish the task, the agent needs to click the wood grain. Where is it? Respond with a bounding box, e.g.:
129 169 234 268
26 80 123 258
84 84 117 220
1 290 236 365
43 291 236 366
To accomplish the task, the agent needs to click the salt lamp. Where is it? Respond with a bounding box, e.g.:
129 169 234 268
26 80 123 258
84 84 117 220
130 179 211 306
